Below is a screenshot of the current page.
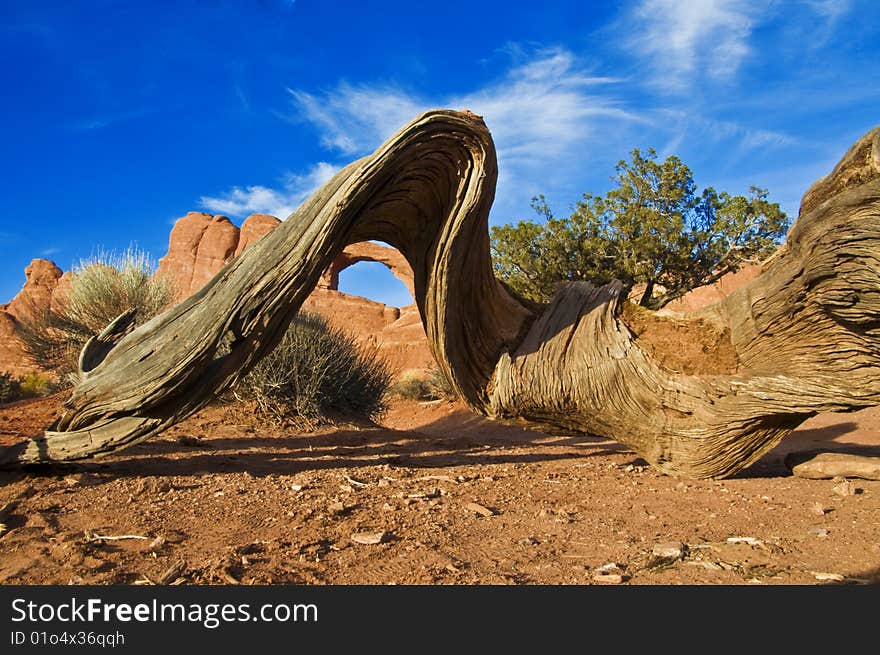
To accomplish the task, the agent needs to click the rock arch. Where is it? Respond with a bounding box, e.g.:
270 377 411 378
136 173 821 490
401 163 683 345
319 242 415 300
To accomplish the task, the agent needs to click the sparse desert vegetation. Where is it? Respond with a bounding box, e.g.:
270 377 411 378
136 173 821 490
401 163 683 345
16 246 174 384
234 311 392 428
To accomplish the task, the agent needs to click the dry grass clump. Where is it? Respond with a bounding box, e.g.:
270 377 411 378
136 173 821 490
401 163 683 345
236 312 392 428
17 246 173 383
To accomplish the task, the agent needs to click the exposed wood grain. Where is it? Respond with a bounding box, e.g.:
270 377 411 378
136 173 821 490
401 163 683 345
2 110 878 479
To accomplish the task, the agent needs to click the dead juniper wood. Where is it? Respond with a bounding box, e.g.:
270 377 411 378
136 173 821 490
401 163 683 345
1 110 879 479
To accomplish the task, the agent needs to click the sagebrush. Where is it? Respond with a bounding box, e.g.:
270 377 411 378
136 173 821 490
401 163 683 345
16 246 174 383
390 370 433 400
19 373 53 398
390 366 456 401
236 311 392 428
426 365 456 401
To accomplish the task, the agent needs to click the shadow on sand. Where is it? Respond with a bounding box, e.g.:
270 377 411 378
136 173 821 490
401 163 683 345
7 408 630 482
3 403 879 483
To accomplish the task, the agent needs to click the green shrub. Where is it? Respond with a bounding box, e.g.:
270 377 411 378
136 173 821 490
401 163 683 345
236 312 392 428
0 372 55 403
390 366 457 402
19 373 53 398
390 371 433 401
17 246 174 383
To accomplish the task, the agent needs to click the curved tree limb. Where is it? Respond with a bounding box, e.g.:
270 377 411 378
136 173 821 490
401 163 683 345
2 110 879 479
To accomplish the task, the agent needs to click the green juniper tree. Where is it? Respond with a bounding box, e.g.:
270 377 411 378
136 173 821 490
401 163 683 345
491 148 790 309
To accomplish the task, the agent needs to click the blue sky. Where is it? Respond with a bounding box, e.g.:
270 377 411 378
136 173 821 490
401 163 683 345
2 0 878 307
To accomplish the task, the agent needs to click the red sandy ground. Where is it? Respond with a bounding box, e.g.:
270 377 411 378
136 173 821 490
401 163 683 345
0 394 878 585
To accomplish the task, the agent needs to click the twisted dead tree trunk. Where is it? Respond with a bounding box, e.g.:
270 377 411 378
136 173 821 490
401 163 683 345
2 110 879 479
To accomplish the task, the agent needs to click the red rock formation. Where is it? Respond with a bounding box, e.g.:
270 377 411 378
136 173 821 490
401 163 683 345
51 272 73 309
0 259 64 376
234 214 281 258
312 243 430 372
301 289 433 374
375 305 434 372
663 263 765 313
155 211 430 373
156 212 241 299
6 259 63 321
0 311 30 376
0 219 779 383
320 242 415 297
0 219 434 377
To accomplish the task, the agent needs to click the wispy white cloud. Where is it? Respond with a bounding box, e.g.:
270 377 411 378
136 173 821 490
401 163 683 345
234 83 251 112
625 0 766 93
199 161 339 219
289 48 636 162
286 84 427 155
451 50 639 169
624 0 857 92
802 0 854 47
658 110 797 158
204 32 838 232
806 0 852 21
285 47 644 216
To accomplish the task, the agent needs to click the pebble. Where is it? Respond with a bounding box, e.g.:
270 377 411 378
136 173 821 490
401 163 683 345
831 477 857 497
686 560 723 571
408 489 440 500
147 535 166 551
652 542 687 560
63 473 89 487
464 502 495 517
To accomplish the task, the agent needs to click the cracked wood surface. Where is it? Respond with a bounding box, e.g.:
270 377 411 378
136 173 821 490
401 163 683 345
2 110 879 479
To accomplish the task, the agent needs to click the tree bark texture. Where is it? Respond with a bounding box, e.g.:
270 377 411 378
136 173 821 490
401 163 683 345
2 110 878 479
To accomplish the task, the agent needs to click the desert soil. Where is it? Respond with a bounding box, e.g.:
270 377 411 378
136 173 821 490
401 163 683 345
1 394 878 585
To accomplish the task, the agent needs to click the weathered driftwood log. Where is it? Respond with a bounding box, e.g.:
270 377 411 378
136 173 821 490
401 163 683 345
2 110 879 479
